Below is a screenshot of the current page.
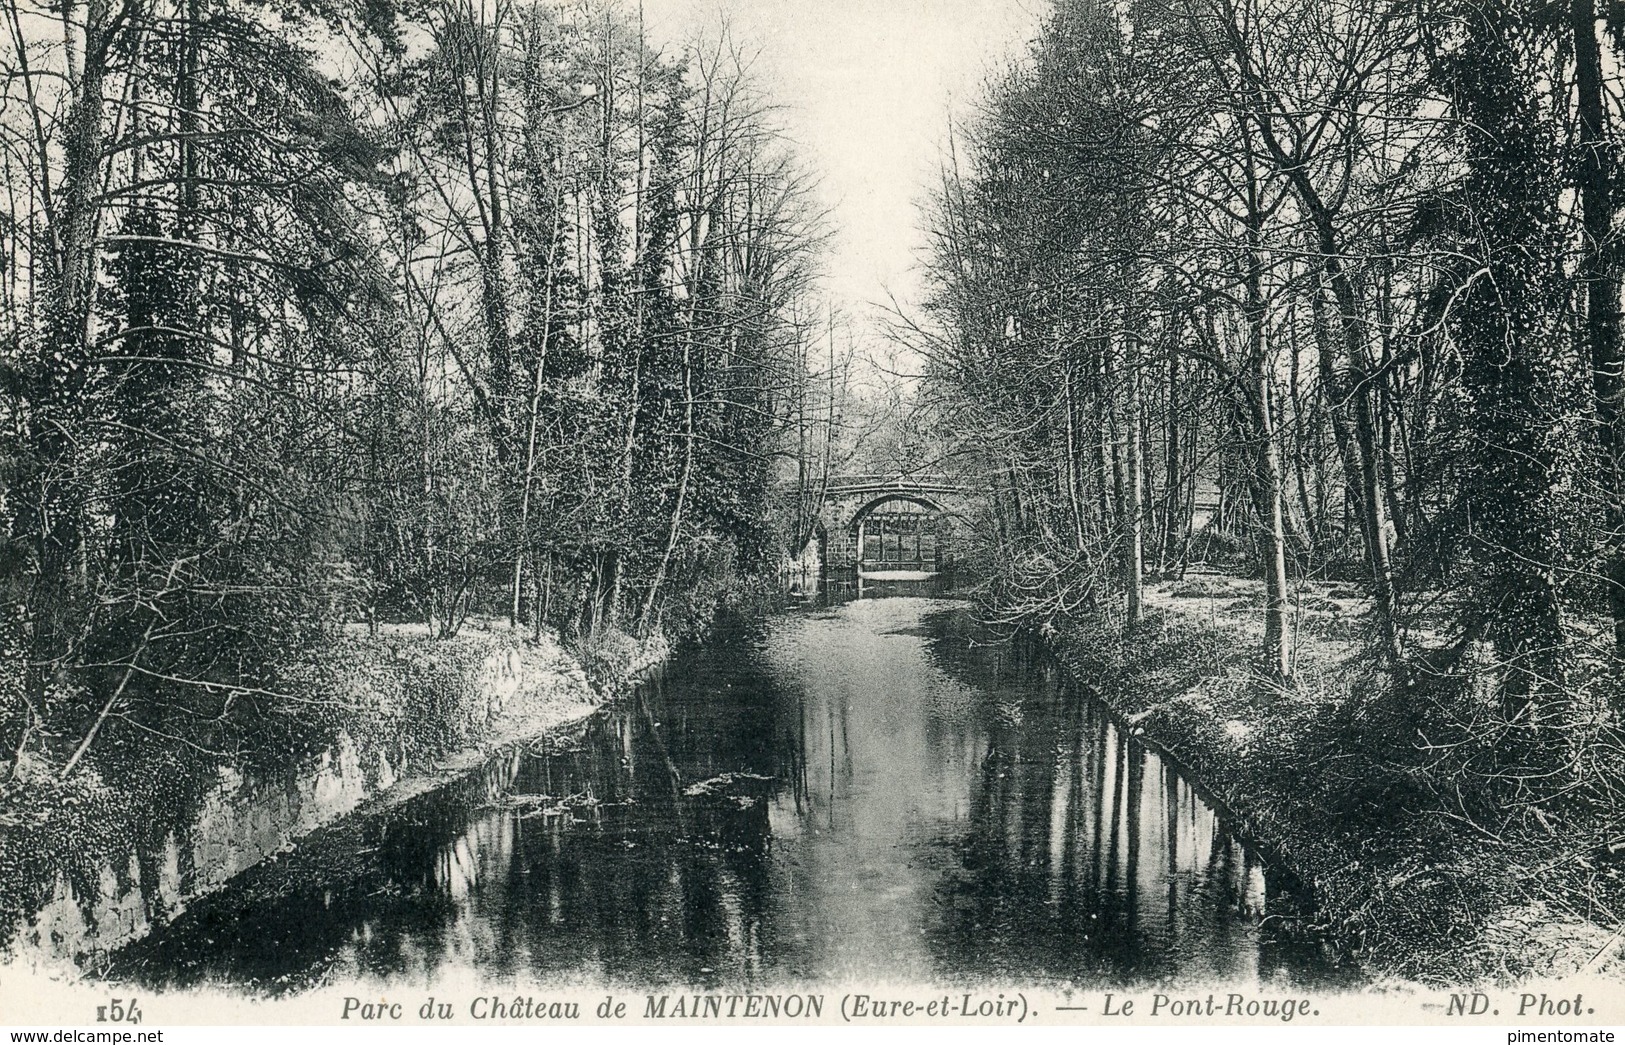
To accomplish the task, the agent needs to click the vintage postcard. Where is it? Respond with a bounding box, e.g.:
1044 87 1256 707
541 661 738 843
1 0 1622 1035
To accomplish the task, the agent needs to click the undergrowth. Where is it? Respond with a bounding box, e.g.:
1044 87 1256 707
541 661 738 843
1040 597 1625 983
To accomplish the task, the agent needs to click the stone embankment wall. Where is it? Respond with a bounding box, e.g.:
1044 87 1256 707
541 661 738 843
1 622 664 973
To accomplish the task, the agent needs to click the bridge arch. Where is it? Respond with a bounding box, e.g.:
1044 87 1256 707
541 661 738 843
812 475 977 576
847 495 951 575
846 493 948 533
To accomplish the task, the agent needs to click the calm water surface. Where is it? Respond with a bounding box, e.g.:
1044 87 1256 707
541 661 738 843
113 591 1332 991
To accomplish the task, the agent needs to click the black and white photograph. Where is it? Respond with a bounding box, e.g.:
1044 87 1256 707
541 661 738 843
0 0 1622 1033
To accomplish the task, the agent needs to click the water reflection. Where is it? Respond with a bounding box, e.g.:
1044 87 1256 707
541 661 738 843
112 596 1333 992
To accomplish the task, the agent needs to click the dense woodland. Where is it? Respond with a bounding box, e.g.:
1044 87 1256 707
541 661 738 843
4 0 1625 978
0 0 851 782
919 0 1625 778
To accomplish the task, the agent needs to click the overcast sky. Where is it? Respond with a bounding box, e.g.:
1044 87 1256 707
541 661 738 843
639 0 1045 342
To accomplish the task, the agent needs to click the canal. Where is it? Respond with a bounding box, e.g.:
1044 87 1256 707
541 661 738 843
110 588 1336 992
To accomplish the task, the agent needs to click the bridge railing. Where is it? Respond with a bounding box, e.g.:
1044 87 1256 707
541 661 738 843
822 473 971 493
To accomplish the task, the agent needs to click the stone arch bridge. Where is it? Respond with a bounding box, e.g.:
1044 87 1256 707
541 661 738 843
812 474 980 577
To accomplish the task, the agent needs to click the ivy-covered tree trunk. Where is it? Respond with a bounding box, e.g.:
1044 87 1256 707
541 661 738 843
18 0 115 706
1435 0 1574 736
1570 0 1625 658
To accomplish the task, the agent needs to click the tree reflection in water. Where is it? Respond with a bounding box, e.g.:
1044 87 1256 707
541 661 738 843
113 593 1339 993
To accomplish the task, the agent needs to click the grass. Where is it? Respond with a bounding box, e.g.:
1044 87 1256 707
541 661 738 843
1041 570 1625 985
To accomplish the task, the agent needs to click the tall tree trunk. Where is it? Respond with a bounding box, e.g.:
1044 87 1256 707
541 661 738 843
600 19 639 631
1257 365 1292 682
1242 91 1406 664
604 313 642 629
22 0 112 699
1310 262 1403 665
1573 0 1625 655
1237 139 1292 680
1324 249 1403 663
511 203 562 626
640 325 696 632
1161 326 1184 571
1248 337 1293 681
1443 0 1569 731
1091 346 1114 548
1123 326 1144 631
1064 360 1086 551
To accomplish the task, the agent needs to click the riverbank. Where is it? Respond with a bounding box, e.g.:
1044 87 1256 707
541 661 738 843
1040 571 1625 985
100 590 1298 992
0 619 665 971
